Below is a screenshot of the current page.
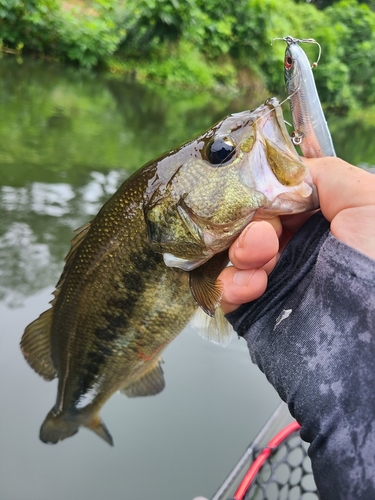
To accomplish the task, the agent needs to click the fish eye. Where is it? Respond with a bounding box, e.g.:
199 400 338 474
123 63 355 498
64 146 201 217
285 55 293 70
205 136 236 166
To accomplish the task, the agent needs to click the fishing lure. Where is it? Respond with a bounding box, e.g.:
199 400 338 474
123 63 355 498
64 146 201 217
275 36 336 158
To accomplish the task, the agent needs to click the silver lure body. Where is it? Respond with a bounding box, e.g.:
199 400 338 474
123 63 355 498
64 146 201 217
283 36 336 158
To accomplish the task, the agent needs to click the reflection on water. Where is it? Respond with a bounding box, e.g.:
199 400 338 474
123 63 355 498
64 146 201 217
1 53 374 500
0 222 54 307
0 170 123 307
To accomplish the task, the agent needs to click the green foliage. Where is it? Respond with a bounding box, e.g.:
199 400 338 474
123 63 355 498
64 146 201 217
58 9 121 67
119 0 194 56
0 0 60 53
0 0 126 67
325 0 375 105
2 0 375 112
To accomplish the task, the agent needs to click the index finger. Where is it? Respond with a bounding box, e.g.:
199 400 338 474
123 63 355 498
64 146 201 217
303 157 375 222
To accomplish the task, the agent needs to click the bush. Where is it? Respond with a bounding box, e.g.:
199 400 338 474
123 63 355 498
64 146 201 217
0 0 61 54
1 0 375 112
0 0 126 67
325 0 375 105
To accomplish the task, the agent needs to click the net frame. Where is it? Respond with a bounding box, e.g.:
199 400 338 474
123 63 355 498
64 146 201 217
211 403 318 500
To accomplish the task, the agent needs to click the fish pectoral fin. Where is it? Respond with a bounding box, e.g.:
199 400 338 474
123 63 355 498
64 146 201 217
189 251 229 317
121 360 165 397
20 308 57 380
191 307 234 347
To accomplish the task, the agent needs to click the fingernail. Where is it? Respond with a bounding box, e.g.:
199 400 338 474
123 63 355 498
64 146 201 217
233 270 255 286
237 222 255 249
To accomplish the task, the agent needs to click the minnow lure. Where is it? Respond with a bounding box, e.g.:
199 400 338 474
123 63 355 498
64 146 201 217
276 36 336 158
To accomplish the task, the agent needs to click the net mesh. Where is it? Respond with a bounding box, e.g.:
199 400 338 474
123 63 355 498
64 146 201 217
245 431 318 500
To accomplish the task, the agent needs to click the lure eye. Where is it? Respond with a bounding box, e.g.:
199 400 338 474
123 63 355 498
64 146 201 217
205 136 236 166
285 55 293 70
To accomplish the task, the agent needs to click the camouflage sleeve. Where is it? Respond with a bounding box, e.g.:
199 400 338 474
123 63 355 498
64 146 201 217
226 211 375 500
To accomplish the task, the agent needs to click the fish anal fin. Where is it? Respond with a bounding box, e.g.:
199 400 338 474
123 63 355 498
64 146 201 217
122 360 165 397
189 250 229 317
20 308 56 380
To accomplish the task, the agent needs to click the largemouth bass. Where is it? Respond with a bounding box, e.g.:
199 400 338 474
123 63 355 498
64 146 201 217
21 97 318 446
281 36 336 157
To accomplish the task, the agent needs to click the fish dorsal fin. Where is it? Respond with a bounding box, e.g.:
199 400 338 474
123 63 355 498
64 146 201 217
56 221 92 290
65 221 92 263
121 360 165 397
189 251 229 317
20 308 57 380
191 306 234 347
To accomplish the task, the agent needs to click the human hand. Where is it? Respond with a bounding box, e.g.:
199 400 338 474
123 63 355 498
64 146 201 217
219 157 375 313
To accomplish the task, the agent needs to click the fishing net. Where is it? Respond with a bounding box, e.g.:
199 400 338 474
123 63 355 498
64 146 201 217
212 403 319 500
243 428 318 500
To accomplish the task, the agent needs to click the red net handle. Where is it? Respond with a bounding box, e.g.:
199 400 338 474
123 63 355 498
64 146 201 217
233 421 301 500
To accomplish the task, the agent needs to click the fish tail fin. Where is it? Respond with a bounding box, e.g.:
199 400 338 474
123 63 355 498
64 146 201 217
40 409 79 444
40 410 114 446
85 416 114 446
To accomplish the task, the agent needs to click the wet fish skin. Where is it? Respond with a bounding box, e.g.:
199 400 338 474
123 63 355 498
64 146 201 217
21 97 318 445
27 163 197 444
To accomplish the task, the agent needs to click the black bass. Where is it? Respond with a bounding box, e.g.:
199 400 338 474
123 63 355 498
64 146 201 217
21 97 318 446
281 36 336 157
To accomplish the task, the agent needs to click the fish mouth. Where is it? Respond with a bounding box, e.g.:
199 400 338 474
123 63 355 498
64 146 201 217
248 97 319 212
259 97 301 161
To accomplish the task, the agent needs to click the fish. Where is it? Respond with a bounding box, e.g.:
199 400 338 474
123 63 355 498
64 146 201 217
20 97 319 446
280 36 336 158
